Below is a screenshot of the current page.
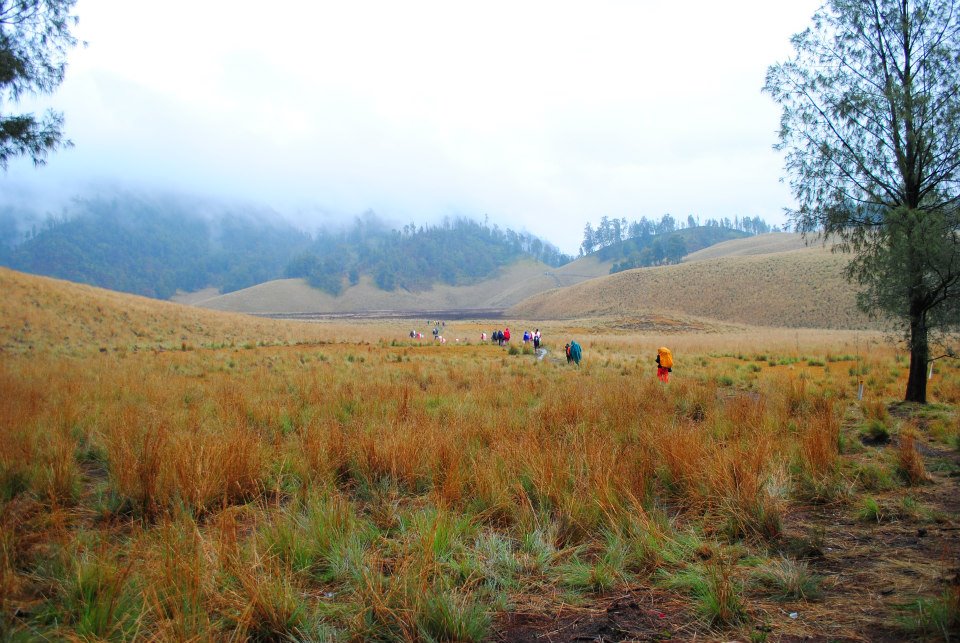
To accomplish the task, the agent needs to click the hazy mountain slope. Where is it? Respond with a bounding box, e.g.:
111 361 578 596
509 247 879 329
683 232 811 262
0 267 330 356
187 234 807 316
191 260 545 313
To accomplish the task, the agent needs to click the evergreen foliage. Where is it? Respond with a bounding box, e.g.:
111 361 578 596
0 0 80 168
0 195 573 298
1 194 311 299
765 0 960 403
283 213 572 295
582 213 773 266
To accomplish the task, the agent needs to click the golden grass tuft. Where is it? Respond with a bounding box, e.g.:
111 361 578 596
896 425 930 485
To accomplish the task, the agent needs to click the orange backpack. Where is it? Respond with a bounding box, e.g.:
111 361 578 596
658 347 673 369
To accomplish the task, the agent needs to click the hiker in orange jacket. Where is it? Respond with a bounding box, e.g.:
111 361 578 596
656 346 673 383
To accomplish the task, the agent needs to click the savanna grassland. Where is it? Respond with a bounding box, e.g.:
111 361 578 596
1 268 958 642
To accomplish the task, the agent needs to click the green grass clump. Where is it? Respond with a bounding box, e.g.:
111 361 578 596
58 551 141 640
418 589 491 642
853 461 897 491
556 554 620 593
859 419 891 443
659 556 746 626
856 496 883 523
260 491 373 583
899 589 960 640
752 556 821 600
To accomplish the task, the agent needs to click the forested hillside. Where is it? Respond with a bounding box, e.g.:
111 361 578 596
0 194 570 300
580 213 772 273
601 227 749 272
0 195 309 299
285 214 571 295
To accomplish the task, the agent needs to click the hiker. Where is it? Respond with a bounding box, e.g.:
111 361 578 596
565 343 572 363
523 330 530 343
533 329 541 350
569 340 582 366
503 327 511 343
656 346 673 383
481 331 487 341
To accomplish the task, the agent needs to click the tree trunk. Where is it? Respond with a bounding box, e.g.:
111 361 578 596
904 301 929 403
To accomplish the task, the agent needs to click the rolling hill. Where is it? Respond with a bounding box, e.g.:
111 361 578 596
509 244 880 329
0 267 333 356
183 257 614 314
682 231 812 261
189 233 882 331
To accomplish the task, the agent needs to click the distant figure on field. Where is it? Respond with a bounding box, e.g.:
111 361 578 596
656 346 673 383
503 327 511 343
481 331 487 341
533 329 541 350
523 330 530 343
569 340 582 366
565 343 571 363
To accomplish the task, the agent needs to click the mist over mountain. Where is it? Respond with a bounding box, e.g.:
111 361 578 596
0 190 572 300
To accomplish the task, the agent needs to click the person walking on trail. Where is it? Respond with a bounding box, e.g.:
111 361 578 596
569 340 582 366
533 329 541 350
656 346 673 383
503 327 511 343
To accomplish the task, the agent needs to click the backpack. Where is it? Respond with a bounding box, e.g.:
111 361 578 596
570 341 582 363
658 347 673 369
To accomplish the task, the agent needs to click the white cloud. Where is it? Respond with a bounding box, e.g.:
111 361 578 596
4 0 822 253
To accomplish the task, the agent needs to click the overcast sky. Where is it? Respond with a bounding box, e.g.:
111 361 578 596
4 0 823 254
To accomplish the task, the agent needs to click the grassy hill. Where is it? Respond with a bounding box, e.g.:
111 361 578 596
185 256 619 314
509 246 880 329
188 233 858 329
683 232 812 262
0 267 336 356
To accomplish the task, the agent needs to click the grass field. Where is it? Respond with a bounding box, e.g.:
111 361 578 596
2 268 958 641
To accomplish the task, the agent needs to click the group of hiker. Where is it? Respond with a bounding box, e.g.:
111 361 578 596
407 322 674 381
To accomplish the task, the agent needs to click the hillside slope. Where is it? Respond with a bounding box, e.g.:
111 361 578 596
0 267 331 356
189 256 619 314
683 232 811 262
509 247 880 329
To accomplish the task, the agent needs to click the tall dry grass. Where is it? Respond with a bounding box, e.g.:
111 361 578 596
1 283 953 639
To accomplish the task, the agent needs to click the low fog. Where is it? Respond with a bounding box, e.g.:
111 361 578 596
2 0 821 254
